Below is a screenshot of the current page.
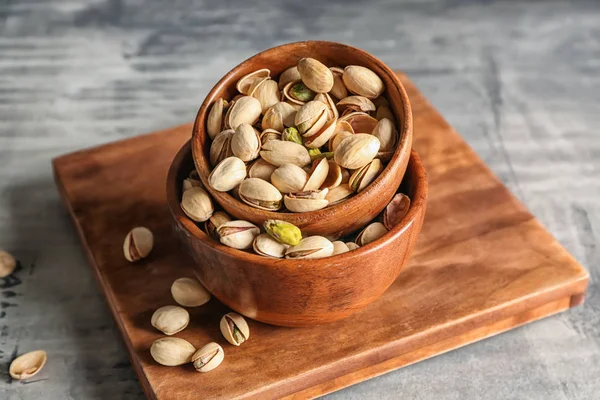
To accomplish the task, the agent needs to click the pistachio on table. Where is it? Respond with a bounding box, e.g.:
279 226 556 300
150 337 196 366
264 219 302 246
192 342 224 372
123 227 154 262
9 350 47 380
285 236 334 259
171 277 211 307
217 220 260 250
0 249 17 278
220 312 250 346
151 305 190 335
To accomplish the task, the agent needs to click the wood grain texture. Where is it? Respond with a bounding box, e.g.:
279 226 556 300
50 73 588 399
2 1 600 399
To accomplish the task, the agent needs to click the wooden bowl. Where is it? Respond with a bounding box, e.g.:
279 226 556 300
192 41 413 238
167 141 427 327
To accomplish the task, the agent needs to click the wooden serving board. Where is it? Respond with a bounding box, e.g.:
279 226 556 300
52 73 588 400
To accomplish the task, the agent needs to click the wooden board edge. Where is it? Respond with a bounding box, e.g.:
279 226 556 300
52 163 159 400
284 296 574 400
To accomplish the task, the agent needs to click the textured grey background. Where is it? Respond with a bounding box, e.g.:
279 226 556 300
1 0 599 399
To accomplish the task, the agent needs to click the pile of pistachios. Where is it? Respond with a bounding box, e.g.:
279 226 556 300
204 58 399 212
180 168 411 258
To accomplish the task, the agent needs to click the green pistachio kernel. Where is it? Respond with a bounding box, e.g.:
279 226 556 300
264 219 302 246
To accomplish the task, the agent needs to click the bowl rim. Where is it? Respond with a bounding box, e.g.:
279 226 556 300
167 140 428 268
190 40 413 221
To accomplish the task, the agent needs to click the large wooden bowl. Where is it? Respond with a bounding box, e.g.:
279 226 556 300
192 41 413 238
167 141 427 327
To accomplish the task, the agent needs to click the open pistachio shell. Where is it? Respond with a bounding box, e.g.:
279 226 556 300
209 156 247 192
298 58 334 93
285 236 334 259
320 160 342 189
236 68 270 95
151 305 190 335
192 342 224 373
252 78 279 113
271 164 309 193
349 158 384 193
220 312 250 346
339 112 378 134
336 96 376 114
231 123 260 162
295 101 328 136
0 250 17 278
171 277 211 307
383 193 411 229
253 233 289 258
329 67 348 100
259 128 282 146
238 178 283 211
325 184 353 205
248 158 277 182
9 350 47 380
334 134 380 170
123 227 154 262
284 189 329 212
283 80 316 105
204 211 232 240
209 129 234 167
304 158 329 191
331 241 350 255
282 127 303 145
263 102 297 131
356 222 388 246
315 92 339 120
279 66 302 90
260 140 311 167
304 117 337 149
226 96 262 130
217 220 260 249
342 65 385 99
207 98 227 140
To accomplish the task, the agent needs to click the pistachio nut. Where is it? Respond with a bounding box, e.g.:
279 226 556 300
260 128 282 145
192 342 224 373
123 227 154 262
334 133 380 170
0 250 17 278
181 187 214 222
151 305 190 335
372 118 398 152
285 236 334 259
282 127 303 145
283 80 316 105
279 66 302 90
253 233 289 258
324 184 353 205
209 129 234 167
329 130 353 152
339 111 378 134
271 164 308 193
236 68 270 95
207 98 228 140
150 337 196 367
307 148 321 161
356 222 388 246
340 167 350 184
342 65 385 99
252 78 279 112
376 105 395 122
209 157 247 192
329 67 348 100
303 117 337 149
260 140 311 167
337 95 376 114
171 277 211 307
264 219 302 246
226 96 262 129
331 241 350 255
217 220 260 250
314 92 339 120
284 189 329 212
346 242 360 251
298 58 334 93
220 312 250 346
182 177 203 192
349 158 384 192
320 160 342 189
204 211 232 240
262 102 297 131
231 123 260 162
304 158 329 191
248 158 277 182
295 101 328 136
383 193 411 230
238 178 283 211
9 350 47 380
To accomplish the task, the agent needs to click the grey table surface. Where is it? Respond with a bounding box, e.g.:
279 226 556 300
1 0 599 399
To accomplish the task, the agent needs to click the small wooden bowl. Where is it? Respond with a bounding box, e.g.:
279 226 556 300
192 41 413 238
167 141 427 327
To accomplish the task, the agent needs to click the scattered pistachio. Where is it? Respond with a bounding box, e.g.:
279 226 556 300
9 350 47 380
123 227 154 262
151 305 190 335
150 337 196 366
171 277 211 307
192 342 224 372
0 250 17 278
220 312 250 346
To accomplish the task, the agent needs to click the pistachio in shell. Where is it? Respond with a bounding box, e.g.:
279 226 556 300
248 158 277 182
253 233 289 258
372 118 398 152
331 241 350 255
346 242 360 251
271 164 309 194
339 111 378 134
342 65 385 99
181 187 214 222
356 222 388 246
9 350 47 380
304 117 337 149
238 178 283 211
325 184 353 205
284 189 329 212
279 66 302 90
383 193 411 229
285 236 334 259
260 140 311 167
262 102 297 131
349 158 384 193
304 158 329 191
231 123 260 162
236 68 270 95
264 219 302 246
283 80 316 105
182 177 203 192
252 78 279 112
151 305 190 335
298 58 334 93
295 100 328 136
207 98 228 140
204 211 232 240
220 312 250 346
376 105 395 122
192 342 224 373
217 220 260 250
171 277 211 307
0 250 17 278
329 66 348 100
337 96 376 114
226 96 262 129
123 227 154 262
209 157 247 192
314 92 339 120
320 160 343 189
209 129 234 167
150 337 196 367
282 126 303 145
334 133 380 170
329 130 353 152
